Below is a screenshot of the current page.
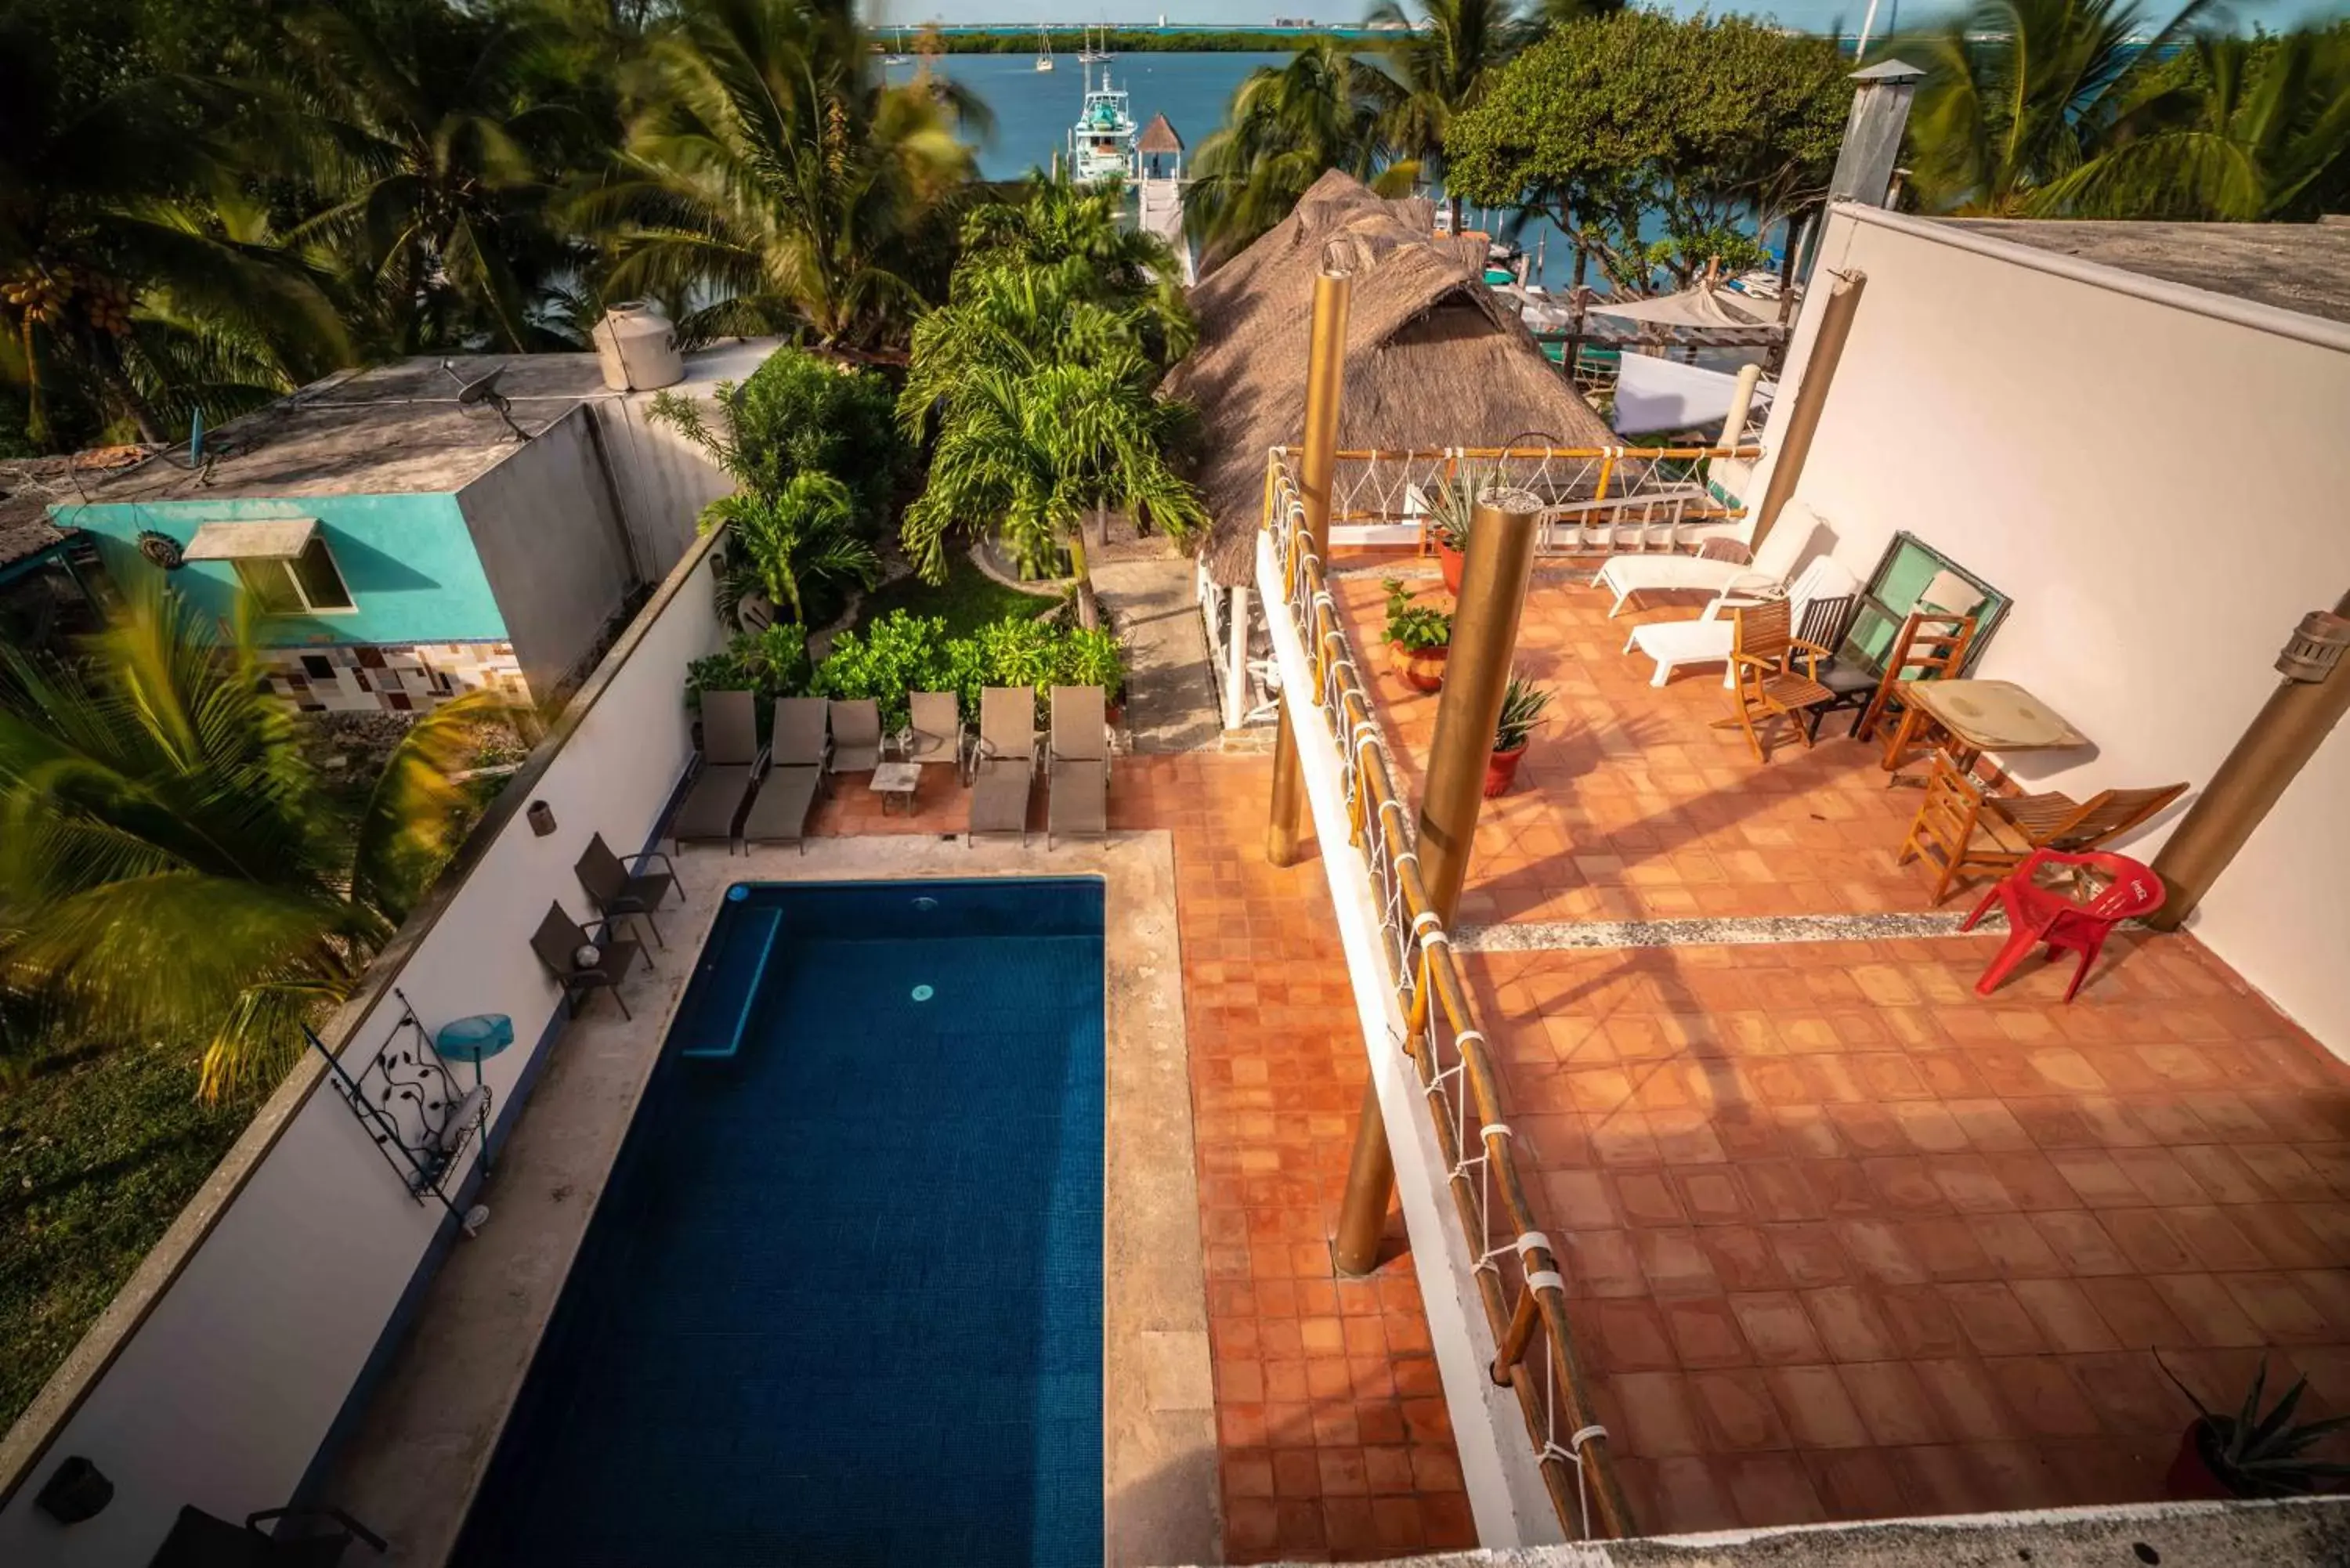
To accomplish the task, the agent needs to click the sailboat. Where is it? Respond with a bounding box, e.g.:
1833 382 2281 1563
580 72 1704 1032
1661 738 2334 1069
1078 23 1109 63
884 24 909 65
1035 24 1055 71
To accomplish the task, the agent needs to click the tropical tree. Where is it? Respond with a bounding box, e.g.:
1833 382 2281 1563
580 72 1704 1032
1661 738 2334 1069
1445 11 1847 292
585 0 985 348
958 168 1193 366
0 588 505 1097
2001 25 2350 220
0 9 347 448
700 471 879 626
1184 39 1412 266
647 345 906 526
255 0 600 354
1368 0 1531 233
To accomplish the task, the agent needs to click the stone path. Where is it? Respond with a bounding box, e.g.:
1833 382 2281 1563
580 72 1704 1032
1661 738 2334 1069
1096 549 1224 754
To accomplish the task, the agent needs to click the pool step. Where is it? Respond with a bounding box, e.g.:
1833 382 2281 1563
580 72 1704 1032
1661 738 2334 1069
676 905 782 1059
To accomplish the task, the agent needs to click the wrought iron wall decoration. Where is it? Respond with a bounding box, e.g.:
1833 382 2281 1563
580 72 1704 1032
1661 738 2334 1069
304 987 494 1231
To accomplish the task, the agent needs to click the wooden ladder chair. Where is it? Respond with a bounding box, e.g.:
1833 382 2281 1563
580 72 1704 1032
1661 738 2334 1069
1896 754 2189 903
1863 611 1979 768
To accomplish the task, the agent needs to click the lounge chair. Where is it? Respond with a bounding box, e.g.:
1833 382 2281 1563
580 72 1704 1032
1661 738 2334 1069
743 697 829 853
968 685 1036 846
574 833 676 947
1624 555 1856 688
1592 535 1753 617
1047 685 1108 847
827 699 883 774
530 901 642 1020
900 690 966 775
671 689 762 852
149 1502 385 1567
1897 754 2187 904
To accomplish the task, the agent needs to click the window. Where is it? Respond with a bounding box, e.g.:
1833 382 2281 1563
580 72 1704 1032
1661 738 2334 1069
182 519 356 614
1838 530 2009 676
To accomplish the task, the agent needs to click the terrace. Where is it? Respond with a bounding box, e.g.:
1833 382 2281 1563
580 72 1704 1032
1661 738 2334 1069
1259 435 2350 1543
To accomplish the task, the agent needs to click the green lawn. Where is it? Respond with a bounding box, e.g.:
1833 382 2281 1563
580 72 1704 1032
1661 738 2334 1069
0 1042 265 1429
854 551 1058 640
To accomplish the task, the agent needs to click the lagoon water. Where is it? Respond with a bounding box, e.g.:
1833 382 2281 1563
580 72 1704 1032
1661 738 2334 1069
887 50 1770 294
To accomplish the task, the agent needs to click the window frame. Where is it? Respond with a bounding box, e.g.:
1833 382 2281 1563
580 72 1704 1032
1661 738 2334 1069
230 536 356 616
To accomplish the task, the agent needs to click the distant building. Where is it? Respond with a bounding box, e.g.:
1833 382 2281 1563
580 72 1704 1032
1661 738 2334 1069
22 344 779 710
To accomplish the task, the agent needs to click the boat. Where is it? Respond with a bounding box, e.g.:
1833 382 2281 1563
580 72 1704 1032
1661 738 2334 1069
1066 63 1137 186
884 24 909 65
1035 24 1055 70
1078 23 1110 63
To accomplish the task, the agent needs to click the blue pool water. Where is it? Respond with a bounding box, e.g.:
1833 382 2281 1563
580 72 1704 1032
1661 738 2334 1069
452 878 1107 1566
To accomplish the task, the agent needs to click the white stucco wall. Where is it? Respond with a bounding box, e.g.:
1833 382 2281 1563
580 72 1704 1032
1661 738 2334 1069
1752 204 2350 1055
0 539 723 1565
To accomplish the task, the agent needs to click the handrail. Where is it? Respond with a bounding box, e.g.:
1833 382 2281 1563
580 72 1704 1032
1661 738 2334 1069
1286 443 1761 538
1260 446 1662 1541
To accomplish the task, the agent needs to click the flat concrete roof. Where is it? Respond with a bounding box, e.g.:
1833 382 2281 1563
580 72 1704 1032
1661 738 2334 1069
1940 217 2350 327
53 340 779 508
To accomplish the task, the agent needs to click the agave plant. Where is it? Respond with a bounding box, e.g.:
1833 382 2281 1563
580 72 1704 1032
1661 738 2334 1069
2171 1355 2350 1497
0 587 512 1097
1494 671 1553 753
1426 458 1493 553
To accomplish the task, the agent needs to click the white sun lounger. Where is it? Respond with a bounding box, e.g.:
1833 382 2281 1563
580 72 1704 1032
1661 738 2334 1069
1624 555 1856 688
1591 536 1754 617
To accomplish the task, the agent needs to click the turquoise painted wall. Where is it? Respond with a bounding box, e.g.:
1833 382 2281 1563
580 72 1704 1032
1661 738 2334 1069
58 493 509 648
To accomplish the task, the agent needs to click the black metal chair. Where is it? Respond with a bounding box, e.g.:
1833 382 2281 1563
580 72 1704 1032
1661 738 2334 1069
149 1505 385 1567
573 833 676 948
530 901 642 1020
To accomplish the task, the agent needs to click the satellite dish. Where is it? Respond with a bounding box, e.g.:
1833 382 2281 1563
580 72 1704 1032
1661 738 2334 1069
137 530 185 570
439 361 529 442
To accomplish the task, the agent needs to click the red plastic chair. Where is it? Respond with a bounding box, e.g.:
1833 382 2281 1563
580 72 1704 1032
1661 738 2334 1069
1961 848 2166 1002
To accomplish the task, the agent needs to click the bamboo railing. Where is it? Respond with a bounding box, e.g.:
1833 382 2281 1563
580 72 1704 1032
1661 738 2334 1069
1259 443 1752 1542
1309 442 1761 556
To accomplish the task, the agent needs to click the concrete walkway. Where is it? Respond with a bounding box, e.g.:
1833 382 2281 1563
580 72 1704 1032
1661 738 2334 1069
1095 549 1223 755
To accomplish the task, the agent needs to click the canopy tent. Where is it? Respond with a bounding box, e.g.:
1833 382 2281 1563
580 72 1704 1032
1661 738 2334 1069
1611 356 1774 437
1587 284 1779 331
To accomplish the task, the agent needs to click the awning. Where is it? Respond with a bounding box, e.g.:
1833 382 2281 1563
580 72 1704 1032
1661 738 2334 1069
1589 285 1777 330
1611 356 1775 436
180 518 320 562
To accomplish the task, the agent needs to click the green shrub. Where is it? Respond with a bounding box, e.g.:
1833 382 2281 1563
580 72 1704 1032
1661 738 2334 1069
810 609 1129 726
810 613 953 728
687 623 812 718
1055 625 1126 699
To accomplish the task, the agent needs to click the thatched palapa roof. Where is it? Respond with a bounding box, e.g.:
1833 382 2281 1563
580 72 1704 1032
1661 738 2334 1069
1137 113 1184 155
1166 171 1615 586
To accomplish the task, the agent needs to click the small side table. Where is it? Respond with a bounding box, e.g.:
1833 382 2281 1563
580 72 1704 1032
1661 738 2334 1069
869 760 921 815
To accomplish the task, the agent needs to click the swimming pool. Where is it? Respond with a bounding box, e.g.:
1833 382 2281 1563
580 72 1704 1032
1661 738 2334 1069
452 878 1106 1566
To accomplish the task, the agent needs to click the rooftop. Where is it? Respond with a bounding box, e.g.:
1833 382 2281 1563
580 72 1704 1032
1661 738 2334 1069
1940 218 2350 327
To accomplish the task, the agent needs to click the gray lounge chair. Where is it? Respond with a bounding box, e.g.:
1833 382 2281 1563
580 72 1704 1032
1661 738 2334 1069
574 833 676 947
1047 685 1109 847
743 697 829 853
672 689 763 852
531 901 642 1020
901 690 965 775
828 699 883 774
968 685 1036 846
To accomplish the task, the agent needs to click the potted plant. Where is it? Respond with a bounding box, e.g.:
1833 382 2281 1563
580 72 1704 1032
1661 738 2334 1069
2164 1357 2350 1500
1426 461 1488 594
1383 577 1452 692
1486 672 1552 797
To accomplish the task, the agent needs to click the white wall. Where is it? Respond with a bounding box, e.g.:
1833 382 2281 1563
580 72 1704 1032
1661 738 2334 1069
1752 205 2350 1053
0 540 723 1566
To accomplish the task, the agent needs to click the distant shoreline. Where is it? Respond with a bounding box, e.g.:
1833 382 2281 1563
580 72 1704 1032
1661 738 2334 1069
896 27 1366 54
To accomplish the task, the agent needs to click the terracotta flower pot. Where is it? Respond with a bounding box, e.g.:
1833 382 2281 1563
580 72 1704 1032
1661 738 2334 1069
1437 540 1465 595
1484 741 1529 798
2166 1419 2232 1501
1390 641 1448 692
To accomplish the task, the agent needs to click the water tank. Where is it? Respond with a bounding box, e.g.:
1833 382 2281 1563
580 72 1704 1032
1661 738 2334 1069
591 302 684 392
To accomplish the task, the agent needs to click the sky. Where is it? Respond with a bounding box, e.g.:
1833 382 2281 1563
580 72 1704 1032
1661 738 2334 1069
889 0 2350 36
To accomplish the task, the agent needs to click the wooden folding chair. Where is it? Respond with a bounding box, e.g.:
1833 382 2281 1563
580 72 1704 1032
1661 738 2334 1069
1896 753 2187 904
1857 611 1977 763
1713 598 1835 763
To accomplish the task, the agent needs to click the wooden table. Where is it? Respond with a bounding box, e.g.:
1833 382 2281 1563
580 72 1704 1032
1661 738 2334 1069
1881 678 2089 779
868 760 921 815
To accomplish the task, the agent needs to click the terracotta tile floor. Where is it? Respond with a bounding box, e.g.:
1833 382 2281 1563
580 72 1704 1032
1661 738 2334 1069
1328 552 2350 1533
800 752 1477 1562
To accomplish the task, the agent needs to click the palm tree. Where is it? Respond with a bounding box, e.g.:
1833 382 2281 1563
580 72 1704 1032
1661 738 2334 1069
1904 0 2215 215
585 0 985 349
1184 39 1412 266
2025 28 2350 220
0 13 347 448
957 168 1193 366
899 356 1205 627
700 471 880 626
259 0 595 354
0 588 504 1097
1367 0 1530 233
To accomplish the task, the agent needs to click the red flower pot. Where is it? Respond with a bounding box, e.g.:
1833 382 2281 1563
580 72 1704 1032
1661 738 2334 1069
1437 540 1465 595
2166 1419 2232 1501
1484 741 1529 798
1390 641 1448 693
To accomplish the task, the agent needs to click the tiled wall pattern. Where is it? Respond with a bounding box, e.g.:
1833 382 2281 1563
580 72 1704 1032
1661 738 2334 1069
258 642 526 714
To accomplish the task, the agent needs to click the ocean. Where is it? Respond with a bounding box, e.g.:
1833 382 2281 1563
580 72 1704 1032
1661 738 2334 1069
883 49 1778 294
